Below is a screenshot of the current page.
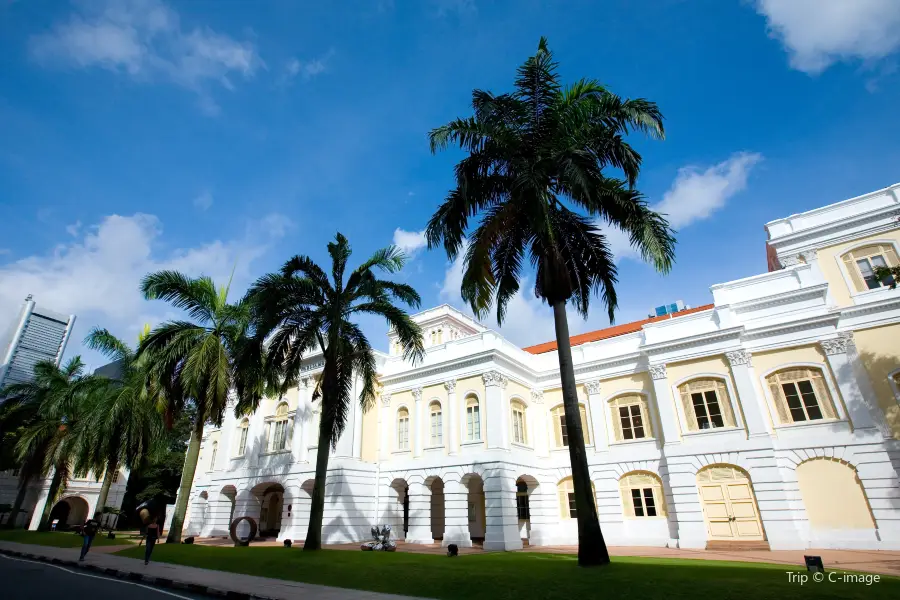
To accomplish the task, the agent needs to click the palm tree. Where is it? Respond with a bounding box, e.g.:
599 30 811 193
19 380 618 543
137 271 264 543
245 233 424 551
75 327 165 523
426 38 675 566
0 357 97 530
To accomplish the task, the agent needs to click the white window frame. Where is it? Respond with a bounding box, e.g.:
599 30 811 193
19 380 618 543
463 394 482 443
834 239 900 300
758 362 848 428
428 400 443 448
235 419 250 457
550 403 592 449
208 441 218 472
510 397 528 446
263 402 293 454
670 372 744 436
396 406 411 452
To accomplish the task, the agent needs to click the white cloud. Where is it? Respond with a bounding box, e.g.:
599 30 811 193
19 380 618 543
65 220 82 237
605 152 762 261
281 52 330 84
29 0 261 111
754 0 900 74
193 190 213 211
392 228 427 256
0 211 290 364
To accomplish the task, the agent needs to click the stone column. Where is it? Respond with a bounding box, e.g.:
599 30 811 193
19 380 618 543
821 333 885 433
379 394 392 460
404 481 433 544
584 381 608 452
441 477 472 548
531 389 549 457
725 350 771 437
445 380 458 454
483 470 523 551
412 387 424 457
483 371 509 449
218 394 238 470
648 364 681 445
293 379 311 463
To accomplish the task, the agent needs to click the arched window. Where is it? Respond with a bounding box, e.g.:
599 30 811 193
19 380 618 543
841 243 898 292
510 399 527 445
557 477 596 519
619 472 666 518
608 394 652 441
209 441 218 472
766 367 837 424
550 404 590 448
266 402 291 452
465 395 481 441
236 419 249 456
397 407 410 450
677 378 735 431
429 401 443 446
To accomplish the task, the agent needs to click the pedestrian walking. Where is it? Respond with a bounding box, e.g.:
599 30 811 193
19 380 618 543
79 514 100 561
144 520 160 565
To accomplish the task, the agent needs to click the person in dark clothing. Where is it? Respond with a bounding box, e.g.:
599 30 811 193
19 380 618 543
144 520 160 565
79 514 100 561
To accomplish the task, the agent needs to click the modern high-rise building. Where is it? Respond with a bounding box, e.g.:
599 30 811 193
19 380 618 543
0 294 76 392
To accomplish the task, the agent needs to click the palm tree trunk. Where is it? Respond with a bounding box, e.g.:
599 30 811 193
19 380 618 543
303 413 332 551
166 417 204 544
5 475 31 529
95 458 118 528
553 301 610 567
37 465 64 531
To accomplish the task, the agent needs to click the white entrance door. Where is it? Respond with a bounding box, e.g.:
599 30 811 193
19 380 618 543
698 467 764 541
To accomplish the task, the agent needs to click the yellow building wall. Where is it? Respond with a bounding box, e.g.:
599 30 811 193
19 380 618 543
597 372 654 398
852 324 900 439
815 230 900 306
797 459 875 530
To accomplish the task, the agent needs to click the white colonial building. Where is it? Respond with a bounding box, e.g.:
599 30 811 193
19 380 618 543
184 183 900 552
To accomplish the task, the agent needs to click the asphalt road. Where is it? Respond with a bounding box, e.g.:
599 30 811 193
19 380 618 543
0 554 208 600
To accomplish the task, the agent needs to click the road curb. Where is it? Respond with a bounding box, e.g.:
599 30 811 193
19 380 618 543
0 548 276 600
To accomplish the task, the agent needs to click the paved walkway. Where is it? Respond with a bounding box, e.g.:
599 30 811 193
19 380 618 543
0 541 425 600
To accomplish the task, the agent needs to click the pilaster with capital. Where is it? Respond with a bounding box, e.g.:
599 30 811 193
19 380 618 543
483 371 509 449
820 333 887 434
445 380 458 454
379 393 392 460
647 363 681 445
724 349 770 437
530 388 549 456
292 380 311 462
583 380 608 452
412 387 425 456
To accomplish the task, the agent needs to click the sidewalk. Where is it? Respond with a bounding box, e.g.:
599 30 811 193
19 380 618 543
0 541 426 600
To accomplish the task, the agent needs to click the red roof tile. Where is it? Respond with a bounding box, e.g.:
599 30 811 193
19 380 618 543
522 304 715 355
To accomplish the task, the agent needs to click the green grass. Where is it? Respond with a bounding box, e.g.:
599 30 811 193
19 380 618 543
113 545 897 600
0 529 130 548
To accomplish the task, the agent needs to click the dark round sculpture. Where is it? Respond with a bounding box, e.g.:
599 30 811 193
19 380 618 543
229 516 258 547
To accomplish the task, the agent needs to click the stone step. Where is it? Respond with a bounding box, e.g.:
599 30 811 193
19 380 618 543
705 540 771 551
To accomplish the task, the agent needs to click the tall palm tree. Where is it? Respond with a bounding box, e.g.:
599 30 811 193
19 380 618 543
0 357 97 530
426 38 675 566
137 272 264 543
75 327 165 522
245 233 424 551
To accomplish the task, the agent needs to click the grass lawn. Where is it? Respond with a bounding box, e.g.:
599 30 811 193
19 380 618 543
114 545 896 600
0 529 130 548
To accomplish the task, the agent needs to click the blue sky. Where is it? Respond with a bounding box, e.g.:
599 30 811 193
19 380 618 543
1 0 900 368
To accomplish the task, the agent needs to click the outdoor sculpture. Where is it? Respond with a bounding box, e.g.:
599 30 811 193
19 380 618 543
230 516 258 547
360 524 397 551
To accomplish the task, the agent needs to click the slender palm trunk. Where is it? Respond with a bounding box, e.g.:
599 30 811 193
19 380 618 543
37 464 64 531
303 412 332 551
553 301 610 567
95 457 118 528
166 417 204 543
5 475 31 529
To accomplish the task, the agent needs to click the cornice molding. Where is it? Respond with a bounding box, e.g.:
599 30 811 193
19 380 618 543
725 349 752 367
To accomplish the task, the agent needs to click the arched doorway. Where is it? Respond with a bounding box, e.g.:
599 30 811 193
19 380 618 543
220 485 237 528
461 473 485 544
696 465 765 543
797 458 875 531
251 482 285 537
387 478 409 539
427 477 445 542
50 496 89 529
515 476 538 544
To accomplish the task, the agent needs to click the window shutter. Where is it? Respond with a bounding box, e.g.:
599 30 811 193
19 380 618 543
810 373 837 419
652 482 666 517
285 422 293 451
558 488 568 519
609 401 623 442
620 482 635 517
843 253 866 292
717 380 736 427
640 396 653 438
552 408 562 447
883 245 899 268
679 387 698 431
768 378 790 423
579 405 590 444
263 422 271 452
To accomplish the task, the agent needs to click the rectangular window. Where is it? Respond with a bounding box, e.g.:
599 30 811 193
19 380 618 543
691 390 725 429
467 405 480 440
273 421 287 451
512 409 526 444
516 494 530 520
559 415 569 447
567 492 577 519
630 488 657 517
238 428 248 456
619 404 646 440
431 410 442 445
781 380 823 422
856 255 893 290
398 417 409 450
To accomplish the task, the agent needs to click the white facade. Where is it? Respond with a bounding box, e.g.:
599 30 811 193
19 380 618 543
185 183 900 551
